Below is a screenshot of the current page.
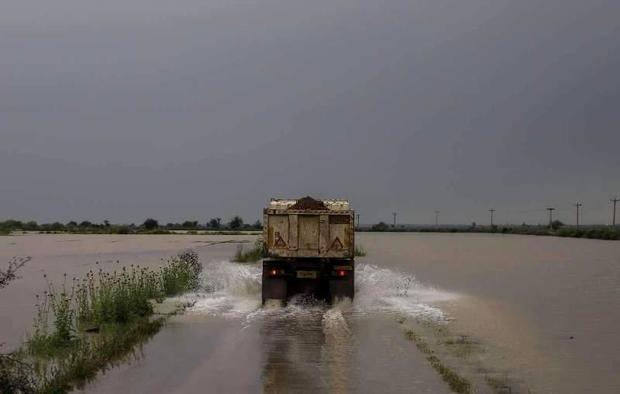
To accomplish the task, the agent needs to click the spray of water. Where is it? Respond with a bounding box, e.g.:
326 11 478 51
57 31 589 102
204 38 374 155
182 261 456 324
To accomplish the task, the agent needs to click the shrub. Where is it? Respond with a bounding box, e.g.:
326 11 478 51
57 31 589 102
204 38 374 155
233 240 265 263
9 251 203 392
228 216 244 230
371 222 390 231
0 352 36 394
354 245 367 257
29 251 201 357
0 257 31 289
142 218 159 230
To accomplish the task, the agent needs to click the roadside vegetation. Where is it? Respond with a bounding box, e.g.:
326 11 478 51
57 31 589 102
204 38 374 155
0 250 202 393
233 240 266 263
0 217 262 236
354 245 367 257
0 257 31 290
363 222 620 241
1 258 35 393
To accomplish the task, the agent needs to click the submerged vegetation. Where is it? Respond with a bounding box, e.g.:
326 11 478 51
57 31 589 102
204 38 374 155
400 316 517 394
0 250 202 393
405 329 472 394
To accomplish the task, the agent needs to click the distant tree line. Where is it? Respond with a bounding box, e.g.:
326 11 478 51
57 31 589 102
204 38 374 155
0 217 262 235
361 221 620 240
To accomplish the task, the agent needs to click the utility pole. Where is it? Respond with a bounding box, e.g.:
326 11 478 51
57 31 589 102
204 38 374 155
356 214 360 229
489 209 495 226
612 198 619 226
392 212 397 228
573 203 582 227
434 210 440 226
546 208 555 227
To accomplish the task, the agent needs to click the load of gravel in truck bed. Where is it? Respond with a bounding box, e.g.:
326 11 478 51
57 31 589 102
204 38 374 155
288 196 327 210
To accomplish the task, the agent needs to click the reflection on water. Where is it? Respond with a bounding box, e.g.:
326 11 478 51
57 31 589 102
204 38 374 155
258 299 356 393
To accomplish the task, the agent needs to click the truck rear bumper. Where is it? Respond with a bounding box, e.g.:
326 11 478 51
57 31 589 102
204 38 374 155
262 259 354 304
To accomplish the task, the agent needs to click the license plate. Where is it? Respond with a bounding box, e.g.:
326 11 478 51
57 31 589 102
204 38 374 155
296 270 318 279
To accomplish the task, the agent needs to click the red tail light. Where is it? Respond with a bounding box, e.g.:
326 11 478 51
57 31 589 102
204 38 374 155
338 270 346 277
271 269 278 276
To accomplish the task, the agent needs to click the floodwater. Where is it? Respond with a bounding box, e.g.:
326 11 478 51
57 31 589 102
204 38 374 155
1 233 620 393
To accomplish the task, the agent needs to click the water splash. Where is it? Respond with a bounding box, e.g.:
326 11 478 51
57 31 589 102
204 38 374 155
186 260 262 318
184 261 456 323
353 264 455 321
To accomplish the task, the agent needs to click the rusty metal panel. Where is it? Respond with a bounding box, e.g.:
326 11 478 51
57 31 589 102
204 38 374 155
264 199 354 260
268 215 289 250
288 214 298 250
298 215 319 251
319 215 329 254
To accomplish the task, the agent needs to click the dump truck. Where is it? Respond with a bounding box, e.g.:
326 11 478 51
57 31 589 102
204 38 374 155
262 197 355 304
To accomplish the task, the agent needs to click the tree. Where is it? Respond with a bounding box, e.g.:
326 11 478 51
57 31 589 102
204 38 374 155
182 221 198 229
79 221 92 228
103 220 110 227
252 220 262 229
551 220 564 230
142 218 159 230
23 221 39 231
207 218 221 229
371 222 390 231
228 216 244 230
49 222 65 231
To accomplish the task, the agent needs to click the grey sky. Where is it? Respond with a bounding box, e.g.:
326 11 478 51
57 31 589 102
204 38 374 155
1 0 619 225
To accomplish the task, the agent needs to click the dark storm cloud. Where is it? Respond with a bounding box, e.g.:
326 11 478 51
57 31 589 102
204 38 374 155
1 0 619 225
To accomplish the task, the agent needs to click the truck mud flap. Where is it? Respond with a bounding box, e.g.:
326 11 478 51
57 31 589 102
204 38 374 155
262 263 287 305
329 272 354 302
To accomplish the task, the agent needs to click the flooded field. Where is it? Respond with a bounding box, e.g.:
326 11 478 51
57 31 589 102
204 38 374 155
2 233 620 393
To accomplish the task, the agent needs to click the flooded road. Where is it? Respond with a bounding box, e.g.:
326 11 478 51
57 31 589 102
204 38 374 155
2 233 620 393
357 233 620 393
81 243 455 393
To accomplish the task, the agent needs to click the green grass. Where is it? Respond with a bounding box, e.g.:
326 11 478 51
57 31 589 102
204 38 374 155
232 240 265 263
1 250 202 393
354 245 367 257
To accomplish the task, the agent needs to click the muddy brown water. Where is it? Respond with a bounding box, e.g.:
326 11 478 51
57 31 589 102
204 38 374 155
1 233 620 393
